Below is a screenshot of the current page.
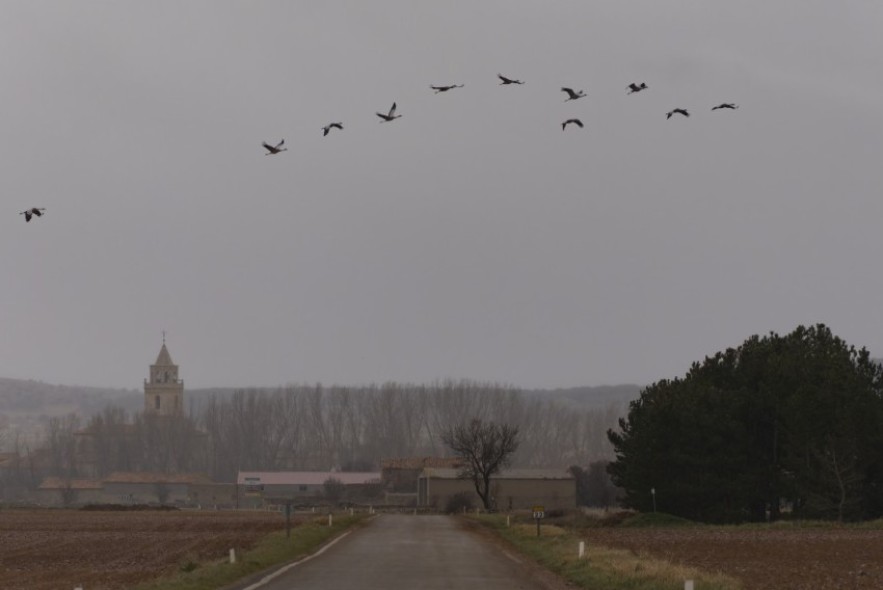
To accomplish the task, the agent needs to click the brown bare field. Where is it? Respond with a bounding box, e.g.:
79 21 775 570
0 508 291 590
6 510 883 590
581 526 883 590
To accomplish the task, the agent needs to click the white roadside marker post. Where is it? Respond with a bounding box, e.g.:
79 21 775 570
685 580 694 590
579 541 585 559
328 513 333 527
229 548 236 564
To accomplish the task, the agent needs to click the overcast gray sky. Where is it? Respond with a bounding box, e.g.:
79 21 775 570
2 1 882 390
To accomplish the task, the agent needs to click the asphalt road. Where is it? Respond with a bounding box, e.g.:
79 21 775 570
244 514 557 590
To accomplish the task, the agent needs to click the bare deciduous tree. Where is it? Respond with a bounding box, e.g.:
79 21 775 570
441 419 520 509
323 477 345 504
46 414 81 478
154 481 170 505
32 381 626 488
59 479 78 507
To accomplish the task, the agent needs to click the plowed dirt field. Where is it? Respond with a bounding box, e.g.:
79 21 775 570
0 509 289 590
582 527 883 590
5 510 882 590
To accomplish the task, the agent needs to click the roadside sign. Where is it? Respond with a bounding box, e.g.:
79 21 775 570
532 505 545 537
244 477 264 494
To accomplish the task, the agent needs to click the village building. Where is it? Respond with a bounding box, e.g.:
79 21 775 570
236 471 382 508
72 423 137 479
37 477 105 506
417 468 576 512
36 472 234 507
42 340 212 503
380 456 463 505
73 340 188 477
102 472 214 504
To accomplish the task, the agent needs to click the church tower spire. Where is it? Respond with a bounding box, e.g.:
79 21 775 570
144 337 184 416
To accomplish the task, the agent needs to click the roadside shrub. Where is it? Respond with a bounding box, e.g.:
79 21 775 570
570 462 624 508
323 477 346 504
546 509 565 519
598 510 636 527
179 560 199 573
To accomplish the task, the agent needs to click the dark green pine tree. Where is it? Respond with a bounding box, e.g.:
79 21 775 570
608 324 883 523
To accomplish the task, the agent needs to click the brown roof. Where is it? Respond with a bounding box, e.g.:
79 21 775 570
104 472 213 485
39 477 103 490
381 456 463 470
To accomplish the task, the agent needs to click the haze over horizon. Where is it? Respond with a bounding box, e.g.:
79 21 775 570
2 2 881 391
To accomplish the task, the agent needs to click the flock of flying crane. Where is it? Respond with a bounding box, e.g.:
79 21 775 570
19 74 738 222
259 75 738 155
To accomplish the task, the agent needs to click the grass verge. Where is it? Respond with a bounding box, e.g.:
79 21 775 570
133 514 369 590
473 515 742 590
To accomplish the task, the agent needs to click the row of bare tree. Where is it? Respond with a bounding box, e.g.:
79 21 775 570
9 381 624 487
199 382 622 481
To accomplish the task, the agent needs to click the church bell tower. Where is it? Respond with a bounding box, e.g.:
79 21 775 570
144 336 184 416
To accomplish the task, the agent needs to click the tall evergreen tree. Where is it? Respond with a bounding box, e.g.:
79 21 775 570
608 325 883 522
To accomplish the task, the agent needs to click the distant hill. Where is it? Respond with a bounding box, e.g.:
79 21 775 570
182 384 644 412
0 380 237 434
0 378 141 415
0 380 245 416
0 378 141 449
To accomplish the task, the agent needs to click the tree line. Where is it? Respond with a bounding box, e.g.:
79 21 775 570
2 381 623 496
